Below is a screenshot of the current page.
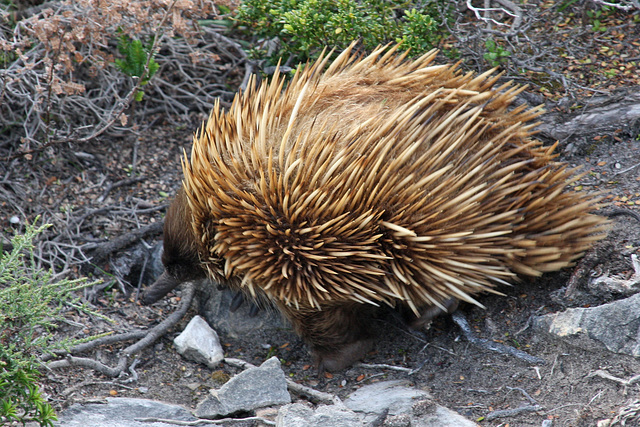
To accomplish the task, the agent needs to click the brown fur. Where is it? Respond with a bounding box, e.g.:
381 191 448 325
149 44 609 370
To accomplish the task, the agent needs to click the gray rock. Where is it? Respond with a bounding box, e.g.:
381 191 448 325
173 315 224 368
534 292 640 356
345 380 431 417
276 402 363 427
197 282 286 339
147 241 165 282
410 399 479 427
382 413 412 427
55 397 196 427
345 380 478 426
195 356 291 418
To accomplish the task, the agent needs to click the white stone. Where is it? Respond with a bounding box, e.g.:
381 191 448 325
173 315 224 368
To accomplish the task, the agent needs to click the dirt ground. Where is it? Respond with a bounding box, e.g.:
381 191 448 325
4 95 636 427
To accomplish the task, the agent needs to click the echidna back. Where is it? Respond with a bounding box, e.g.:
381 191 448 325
182 44 608 315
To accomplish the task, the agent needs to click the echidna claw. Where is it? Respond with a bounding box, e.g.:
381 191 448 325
248 303 260 317
229 291 245 312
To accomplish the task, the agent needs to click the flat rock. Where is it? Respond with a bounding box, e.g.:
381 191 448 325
410 399 479 427
345 380 430 417
55 397 197 427
344 380 477 426
195 356 291 418
276 402 363 427
534 292 640 356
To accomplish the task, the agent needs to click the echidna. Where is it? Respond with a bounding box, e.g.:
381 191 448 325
144 44 608 371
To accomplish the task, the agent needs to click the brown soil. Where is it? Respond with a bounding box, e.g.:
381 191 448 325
9 96 638 427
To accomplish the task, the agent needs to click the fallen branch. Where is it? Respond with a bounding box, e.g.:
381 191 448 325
452 311 545 365
135 416 276 426
42 330 148 362
485 405 543 421
465 0 523 35
89 222 163 265
588 369 640 395
355 363 413 373
96 176 147 203
589 254 640 295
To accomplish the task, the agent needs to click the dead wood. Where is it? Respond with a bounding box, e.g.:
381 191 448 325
536 87 640 148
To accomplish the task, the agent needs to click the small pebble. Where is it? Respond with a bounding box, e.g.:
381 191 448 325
9 216 20 224
186 382 201 391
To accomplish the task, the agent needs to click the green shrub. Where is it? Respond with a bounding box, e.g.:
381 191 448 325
0 219 101 426
236 0 451 65
114 34 160 101
483 37 511 67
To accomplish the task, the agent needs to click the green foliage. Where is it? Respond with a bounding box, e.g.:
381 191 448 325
114 34 160 101
396 8 440 53
0 219 102 426
587 8 608 32
557 0 580 12
236 0 450 64
483 37 511 67
585 3 619 32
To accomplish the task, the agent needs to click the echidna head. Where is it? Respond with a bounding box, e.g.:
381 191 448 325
142 187 206 304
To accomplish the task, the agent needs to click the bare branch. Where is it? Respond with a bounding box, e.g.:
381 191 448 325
466 0 523 35
591 0 639 11
46 282 196 378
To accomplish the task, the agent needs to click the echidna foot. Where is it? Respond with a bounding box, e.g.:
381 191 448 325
410 297 459 330
313 339 374 372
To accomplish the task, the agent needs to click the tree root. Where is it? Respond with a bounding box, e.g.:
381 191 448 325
47 281 195 379
451 311 545 365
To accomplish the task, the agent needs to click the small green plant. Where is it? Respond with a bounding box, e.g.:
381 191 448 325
590 16 607 32
557 0 580 12
483 37 511 67
265 346 278 359
236 0 451 65
0 219 102 426
114 34 160 101
586 5 615 32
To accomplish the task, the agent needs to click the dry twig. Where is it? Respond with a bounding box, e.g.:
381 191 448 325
588 369 640 394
